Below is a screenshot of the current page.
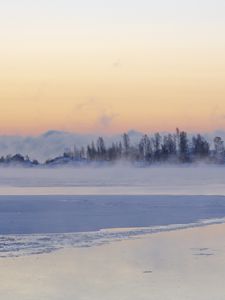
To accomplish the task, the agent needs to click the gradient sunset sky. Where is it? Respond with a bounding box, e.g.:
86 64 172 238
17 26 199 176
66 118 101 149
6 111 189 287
1 0 225 135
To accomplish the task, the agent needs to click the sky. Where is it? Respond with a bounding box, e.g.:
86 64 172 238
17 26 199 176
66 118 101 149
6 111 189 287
1 0 225 135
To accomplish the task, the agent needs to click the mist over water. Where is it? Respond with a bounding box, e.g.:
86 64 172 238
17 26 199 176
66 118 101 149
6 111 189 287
0 165 225 195
0 129 225 162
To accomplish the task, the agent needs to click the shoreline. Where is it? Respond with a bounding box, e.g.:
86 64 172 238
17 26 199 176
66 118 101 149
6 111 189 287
1 222 225 299
1 216 225 258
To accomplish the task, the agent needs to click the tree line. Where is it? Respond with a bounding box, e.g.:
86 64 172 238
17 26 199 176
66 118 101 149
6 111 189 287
47 129 225 165
0 129 225 166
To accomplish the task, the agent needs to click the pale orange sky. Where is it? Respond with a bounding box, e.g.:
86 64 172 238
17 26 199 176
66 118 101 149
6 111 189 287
1 1 225 135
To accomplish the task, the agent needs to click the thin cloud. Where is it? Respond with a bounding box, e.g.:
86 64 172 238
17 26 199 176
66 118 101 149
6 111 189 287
75 97 119 129
76 98 97 111
99 113 119 128
113 59 122 68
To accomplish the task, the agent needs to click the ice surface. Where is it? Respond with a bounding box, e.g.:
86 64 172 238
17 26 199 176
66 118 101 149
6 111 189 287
1 195 225 257
1 218 224 258
1 166 225 257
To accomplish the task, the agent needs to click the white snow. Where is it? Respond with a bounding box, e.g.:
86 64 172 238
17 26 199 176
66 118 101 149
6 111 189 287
1 223 225 300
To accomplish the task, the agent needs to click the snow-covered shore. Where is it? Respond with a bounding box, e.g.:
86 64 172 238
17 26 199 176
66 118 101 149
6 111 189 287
1 223 225 300
1 166 225 256
1 194 225 257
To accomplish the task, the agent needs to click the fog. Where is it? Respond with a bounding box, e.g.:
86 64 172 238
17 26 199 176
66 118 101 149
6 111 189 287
0 165 225 195
1 129 225 162
0 130 141 162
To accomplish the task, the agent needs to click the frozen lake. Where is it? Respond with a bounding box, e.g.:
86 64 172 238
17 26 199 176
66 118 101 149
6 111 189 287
1 166 225 299
1 195 225 235
1 166 225 256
